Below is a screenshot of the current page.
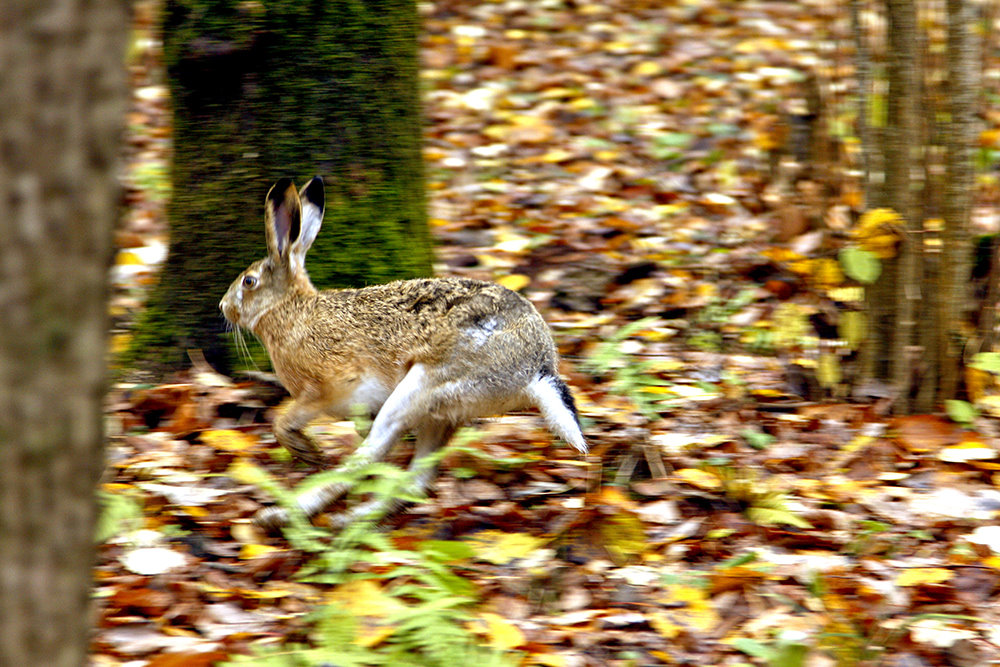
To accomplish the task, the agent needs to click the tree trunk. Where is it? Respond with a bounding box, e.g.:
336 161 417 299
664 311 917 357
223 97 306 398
885 0 921 413
0 1 129 665
858 0 979 413
131 0 432 374
939 0 977 401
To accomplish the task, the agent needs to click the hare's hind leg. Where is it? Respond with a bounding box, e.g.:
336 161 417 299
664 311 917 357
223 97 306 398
330 419 457 527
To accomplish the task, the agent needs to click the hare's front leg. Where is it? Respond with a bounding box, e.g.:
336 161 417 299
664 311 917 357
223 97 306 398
274 398 327 466
254 363 433 529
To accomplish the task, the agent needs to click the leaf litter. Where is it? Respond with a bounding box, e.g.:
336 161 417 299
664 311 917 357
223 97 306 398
95 0 1000 665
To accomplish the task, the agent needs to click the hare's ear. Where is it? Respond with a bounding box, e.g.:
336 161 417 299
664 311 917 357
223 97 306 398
264 178 302 262
289 176 324 272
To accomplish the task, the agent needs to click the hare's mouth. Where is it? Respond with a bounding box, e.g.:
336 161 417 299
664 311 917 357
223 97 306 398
219 299 239 325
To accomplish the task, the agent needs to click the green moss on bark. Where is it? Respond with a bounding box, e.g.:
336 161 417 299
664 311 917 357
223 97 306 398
131 0 431 374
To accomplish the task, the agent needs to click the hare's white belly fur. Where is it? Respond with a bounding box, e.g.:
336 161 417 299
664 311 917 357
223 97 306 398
344 375 392 415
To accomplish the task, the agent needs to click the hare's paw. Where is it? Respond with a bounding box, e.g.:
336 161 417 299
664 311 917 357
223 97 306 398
253 506 290 530
274 424 325 465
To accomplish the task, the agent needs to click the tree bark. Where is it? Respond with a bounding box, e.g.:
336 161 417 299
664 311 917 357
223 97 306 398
0 1 129 665
131 0 432 374
885 0 921 413
939 0 977 401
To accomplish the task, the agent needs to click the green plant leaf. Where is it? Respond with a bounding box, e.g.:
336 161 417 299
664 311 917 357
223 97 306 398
839 246 881 284
420 540 476 562
746 507 812 529
839 310 866 349
732 637 777 660
741 429 775 451
971 352 1000 374
945 399 977 425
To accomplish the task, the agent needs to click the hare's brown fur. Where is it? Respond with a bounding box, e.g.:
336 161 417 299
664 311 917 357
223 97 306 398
221 177 586 528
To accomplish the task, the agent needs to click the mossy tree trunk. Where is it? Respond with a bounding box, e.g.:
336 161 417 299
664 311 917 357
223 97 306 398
0 1 128 664
134 0 432 374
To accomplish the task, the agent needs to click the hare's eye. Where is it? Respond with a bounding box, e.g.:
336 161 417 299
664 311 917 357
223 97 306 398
242 275 259 289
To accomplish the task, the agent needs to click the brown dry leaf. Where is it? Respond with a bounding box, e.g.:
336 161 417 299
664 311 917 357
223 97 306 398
892 415 964 452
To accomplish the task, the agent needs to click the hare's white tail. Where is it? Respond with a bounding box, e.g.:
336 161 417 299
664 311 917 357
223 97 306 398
526 370 588 454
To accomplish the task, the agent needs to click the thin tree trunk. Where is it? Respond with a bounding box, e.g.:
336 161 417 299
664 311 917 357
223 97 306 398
886 0 921 413
939 0 977 401
855 0 885 384
851 0 874 205
0 1 129 665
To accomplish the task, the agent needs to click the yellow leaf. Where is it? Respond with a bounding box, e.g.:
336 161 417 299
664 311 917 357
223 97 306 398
569 97 599 112
675 468 722 491
116 250 144 265
734 37 789 53
760 247 805 264
983 556 1000 570
852 208 903 259
967 369 993 404
479 612 525 650
109 332 132 356
980 129 1000 147
228 460 271 486
497 274 531 291
828 286 865 302
239 543 282 559
494 229 533 253
465 530 548 565
538 148 574 163
237 587 293 600
649 612 680 638
201 429 258 452
600 510 646 565
598 486 636 508
179 505 209 518
540 87 578 100
102 482 133 493
631 60 663 77
843 434 875 453
356 626 395 649
658 584 720 632
813 257 844 291
640 384 676 395
328 580 406 617
896 567 953 587
839 311 866 350
817 351 842 388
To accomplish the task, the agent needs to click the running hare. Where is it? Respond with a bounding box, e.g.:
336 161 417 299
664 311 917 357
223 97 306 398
221 177 587 528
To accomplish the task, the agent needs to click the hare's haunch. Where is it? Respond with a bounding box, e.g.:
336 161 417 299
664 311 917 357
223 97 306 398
221 177 587 528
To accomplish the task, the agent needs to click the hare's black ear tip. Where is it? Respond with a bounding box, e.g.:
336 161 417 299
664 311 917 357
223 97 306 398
267 177 295 201
304 176 325 209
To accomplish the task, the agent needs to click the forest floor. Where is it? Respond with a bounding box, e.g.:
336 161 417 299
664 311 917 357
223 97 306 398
95 1 1000 666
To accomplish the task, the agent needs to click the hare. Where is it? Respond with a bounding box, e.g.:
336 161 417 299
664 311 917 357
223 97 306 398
221 177 587 528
